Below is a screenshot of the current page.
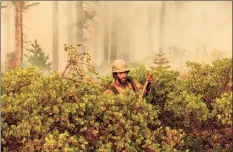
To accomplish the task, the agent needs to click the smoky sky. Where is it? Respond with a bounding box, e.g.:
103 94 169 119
1 1 232 73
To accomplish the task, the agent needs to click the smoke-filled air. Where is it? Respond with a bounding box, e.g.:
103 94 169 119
1 1 232 75
1 1 232 152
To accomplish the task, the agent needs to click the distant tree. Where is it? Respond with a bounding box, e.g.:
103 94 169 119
110 4 118 61
14 1 23 68
159 1 166 52
85 2 99 62
174 1 184 21
103 2 110 62
174 1 185 39
12 1 39 68
67 1 74 44
52 1 59 71
147 3 157 54
152 49 170 69
83 1 97 52
76 1 83 50
24 40 52 71
121 3 130 62
168 46 187 68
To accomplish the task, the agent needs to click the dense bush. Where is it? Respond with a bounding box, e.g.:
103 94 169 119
1 58 232 151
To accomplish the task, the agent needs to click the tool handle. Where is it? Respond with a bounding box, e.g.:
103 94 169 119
140 72 152 98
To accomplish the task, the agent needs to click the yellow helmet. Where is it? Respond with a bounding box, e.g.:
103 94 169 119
112 59 130 73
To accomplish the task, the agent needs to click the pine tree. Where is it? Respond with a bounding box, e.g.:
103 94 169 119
152 49 170 69
24 40 52 71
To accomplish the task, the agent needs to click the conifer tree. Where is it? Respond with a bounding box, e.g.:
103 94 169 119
24 40 52 71
152 49 170 69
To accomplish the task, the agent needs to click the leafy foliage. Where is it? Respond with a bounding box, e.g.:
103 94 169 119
61 43 99 81
184 58 232 107
128 65 148 85
165 91 209 127
2 57 232 151
2 68 161 151
211 93 232 126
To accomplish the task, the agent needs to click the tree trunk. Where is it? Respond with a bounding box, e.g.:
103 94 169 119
147 4 157 54
174 2 183 22
67 1 73 44
92 2 99 63
174 1 183 48
52 1 59 71
14 1 23 68
103 2 109 62
200 3 207 62
110 25 118 61
76 1 83 52
123 6 130 62
110 5 118 61
159 2 166 52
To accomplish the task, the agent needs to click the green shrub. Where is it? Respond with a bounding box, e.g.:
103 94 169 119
184 58 232 107
211 93 232 126
165 91 209 128
1 58 232 152
2 68 161 151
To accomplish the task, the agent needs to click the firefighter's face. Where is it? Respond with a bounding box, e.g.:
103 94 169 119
116 72 128 85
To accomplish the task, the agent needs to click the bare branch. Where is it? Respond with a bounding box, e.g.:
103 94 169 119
61 62 72 77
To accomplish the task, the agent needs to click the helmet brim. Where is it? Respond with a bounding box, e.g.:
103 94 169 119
112 68 130 73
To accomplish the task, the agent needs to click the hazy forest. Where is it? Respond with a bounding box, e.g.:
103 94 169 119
1 1 232 152
1 1 232 74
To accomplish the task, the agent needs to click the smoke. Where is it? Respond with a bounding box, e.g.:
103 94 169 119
1 1 232 73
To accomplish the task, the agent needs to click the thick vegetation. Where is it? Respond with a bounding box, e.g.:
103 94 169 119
1 56 232 151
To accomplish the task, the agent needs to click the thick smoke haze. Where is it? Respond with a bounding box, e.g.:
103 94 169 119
1 1 232 74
